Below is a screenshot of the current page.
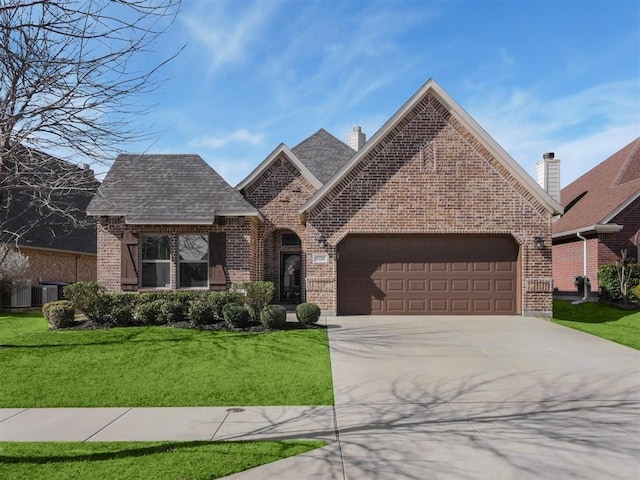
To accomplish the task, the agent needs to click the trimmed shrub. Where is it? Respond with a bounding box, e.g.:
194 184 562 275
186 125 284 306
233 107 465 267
133 300 163 325
188 299 216 326
223 303 250 328
233 281 275 320
157 300 186 324
63 282 106 322
260 304 287 329
208 291 244 319
44 300 75 329
103 293 139 327
296 302 321 325
598 263 640 302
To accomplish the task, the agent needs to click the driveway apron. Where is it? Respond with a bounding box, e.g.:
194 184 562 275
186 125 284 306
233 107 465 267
327 315 640 480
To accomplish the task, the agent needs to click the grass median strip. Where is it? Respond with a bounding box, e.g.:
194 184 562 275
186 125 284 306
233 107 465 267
0 440 326 480
0 313 334 407
552 300 640 350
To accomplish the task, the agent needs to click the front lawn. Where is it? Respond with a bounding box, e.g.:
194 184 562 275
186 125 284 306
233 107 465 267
0 313 333 407
0 440 325 480
552 300 640 350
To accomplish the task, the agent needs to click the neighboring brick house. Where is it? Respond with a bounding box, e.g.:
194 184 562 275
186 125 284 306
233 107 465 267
1 148 97 293
552 137 640 293
89 79 562 316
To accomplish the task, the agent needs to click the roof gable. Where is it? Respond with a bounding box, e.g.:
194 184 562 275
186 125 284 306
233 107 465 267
553 137 640 236
88 154 261 223
291 129 355 183
300 79 563 217
237 144 322 191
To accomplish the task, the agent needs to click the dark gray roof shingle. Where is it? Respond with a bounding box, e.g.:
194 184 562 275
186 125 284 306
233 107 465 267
88 154 259 222
1 147 97 254
291 129 355 183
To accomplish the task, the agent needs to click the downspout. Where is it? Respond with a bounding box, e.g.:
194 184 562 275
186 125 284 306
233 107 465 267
576 232 588 302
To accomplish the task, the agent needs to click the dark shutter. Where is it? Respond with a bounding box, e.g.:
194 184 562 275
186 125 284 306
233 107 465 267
209 232 227 290
121 231 139 291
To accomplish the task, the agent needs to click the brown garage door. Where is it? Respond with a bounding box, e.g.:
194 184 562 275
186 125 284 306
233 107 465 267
337 234 519 315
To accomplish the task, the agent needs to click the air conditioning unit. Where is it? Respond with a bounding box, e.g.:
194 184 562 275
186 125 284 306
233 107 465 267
11 280 32 307
41 285 58 304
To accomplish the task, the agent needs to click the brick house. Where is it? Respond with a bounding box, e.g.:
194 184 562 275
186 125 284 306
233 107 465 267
1 149 97 299
552 137 640 293
88 79 562 316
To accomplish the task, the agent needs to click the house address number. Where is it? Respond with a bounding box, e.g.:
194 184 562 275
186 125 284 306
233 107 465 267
312 253 328 264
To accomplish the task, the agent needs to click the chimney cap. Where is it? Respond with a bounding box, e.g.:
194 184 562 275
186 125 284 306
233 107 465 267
352 126 361 132
543 152 555 160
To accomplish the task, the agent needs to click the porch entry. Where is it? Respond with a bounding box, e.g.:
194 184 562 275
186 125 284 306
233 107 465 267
280 253 301 302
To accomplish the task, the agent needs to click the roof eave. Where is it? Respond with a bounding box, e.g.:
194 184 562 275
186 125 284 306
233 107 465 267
552 224 624 240
125 218 216 225
237 144 323 191
300 78 564 217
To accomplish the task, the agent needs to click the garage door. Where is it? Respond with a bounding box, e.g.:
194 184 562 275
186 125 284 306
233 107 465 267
337 234 519 315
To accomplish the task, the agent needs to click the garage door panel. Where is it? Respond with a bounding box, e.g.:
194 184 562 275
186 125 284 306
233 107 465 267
429 279 448 291
337 234 518 315
451 279 470 292
451 299 470 312
473 299 492 312
386 279 405 291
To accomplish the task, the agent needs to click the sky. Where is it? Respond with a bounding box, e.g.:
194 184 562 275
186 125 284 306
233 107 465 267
134 0 640 189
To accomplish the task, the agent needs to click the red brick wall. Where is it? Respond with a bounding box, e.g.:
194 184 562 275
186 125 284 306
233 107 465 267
552 236 599 291
21 247 96 285
552 198 640 293
242 155 317 300
97 217 251 292
305 93 554 315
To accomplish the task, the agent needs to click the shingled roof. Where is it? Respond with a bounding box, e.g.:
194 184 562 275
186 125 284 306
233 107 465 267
0 147 97 254
291 129 355 183
553 137 640 237
88 154 261 223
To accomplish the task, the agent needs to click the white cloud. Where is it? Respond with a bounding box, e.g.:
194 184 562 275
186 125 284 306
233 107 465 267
466 80 640 186
181 1 279 71
191 129 264 150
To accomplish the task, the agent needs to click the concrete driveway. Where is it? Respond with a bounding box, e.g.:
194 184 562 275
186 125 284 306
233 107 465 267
328 315 640 480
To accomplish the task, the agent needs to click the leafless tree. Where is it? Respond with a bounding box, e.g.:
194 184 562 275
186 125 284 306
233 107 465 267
0 243 29 295
0 0 181 252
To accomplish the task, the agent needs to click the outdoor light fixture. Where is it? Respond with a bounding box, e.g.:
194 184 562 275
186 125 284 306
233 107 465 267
534 236 545 250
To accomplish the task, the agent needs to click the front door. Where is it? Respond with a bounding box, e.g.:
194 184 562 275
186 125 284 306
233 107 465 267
280 253 301 302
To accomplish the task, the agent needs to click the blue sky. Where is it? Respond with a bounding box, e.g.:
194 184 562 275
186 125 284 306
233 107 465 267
137 0 639 188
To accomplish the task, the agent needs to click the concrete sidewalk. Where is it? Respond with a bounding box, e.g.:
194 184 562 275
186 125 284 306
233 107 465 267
0 406 336 442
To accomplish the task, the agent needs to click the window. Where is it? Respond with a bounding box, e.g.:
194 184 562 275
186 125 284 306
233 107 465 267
179 235 208 288
281 233 301 246
141 235 171 288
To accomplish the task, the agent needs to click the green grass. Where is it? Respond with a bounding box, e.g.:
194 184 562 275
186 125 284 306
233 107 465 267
0 440 325 480
0 313 333 407
552 300 640 350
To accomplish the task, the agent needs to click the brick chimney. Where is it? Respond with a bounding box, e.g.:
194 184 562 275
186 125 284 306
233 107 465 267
349 126 366 151
536 152 561 203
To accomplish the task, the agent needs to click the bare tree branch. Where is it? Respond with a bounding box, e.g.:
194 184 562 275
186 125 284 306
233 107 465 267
0 0 182 252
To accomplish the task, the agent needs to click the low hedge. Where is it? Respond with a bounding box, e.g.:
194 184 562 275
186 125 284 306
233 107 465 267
296 303 321 325
598 263 640 302
260 304 287 329
43 300 75 329
223 303 250 328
